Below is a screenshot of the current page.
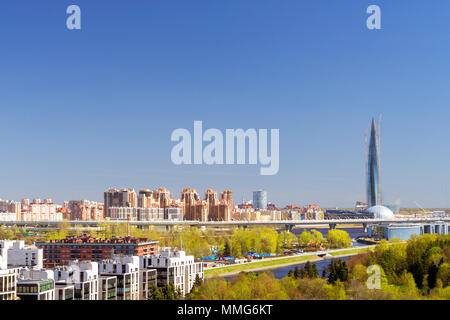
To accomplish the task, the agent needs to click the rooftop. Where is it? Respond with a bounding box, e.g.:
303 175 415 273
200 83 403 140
36 233 159 245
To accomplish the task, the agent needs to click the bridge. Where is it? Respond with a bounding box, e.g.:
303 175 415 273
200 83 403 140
1 217 449 232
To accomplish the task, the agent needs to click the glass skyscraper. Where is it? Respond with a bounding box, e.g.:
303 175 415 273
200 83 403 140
253 190 267 210
367 118 381 207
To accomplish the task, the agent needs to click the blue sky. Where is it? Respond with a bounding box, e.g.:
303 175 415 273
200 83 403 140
1 1 450 208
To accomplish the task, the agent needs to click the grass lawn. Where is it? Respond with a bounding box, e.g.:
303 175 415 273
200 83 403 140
204 254 321 277
328 247 374 256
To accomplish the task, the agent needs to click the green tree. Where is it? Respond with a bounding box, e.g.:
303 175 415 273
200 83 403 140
310 229 324 246
326 230 351 249
326 280 346 300
328 260 348 284
148 284 164 300
437 262 449 287
427 262 439 289
298 231 313 247
351 264 368 282
279 231 297 247
223 240 231 256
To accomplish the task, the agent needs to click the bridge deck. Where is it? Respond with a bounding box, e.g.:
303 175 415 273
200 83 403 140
0 217 448 227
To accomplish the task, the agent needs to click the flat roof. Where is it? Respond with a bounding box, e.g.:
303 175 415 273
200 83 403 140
35 240 159 246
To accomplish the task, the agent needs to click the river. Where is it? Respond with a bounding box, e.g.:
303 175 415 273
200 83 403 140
224 256 351 281
223 227 367 281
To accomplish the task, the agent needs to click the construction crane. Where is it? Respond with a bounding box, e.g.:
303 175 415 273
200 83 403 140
127 212 131 237
414 201 432 217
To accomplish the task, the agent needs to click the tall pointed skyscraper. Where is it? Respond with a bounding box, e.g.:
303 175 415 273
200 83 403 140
367 118 381 207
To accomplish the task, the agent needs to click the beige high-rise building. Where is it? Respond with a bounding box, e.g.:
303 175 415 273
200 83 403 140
181 189 207 221
104 188 137 218
156 187 172 208
204 189 218 220
138 188 173 209
220 190 233 206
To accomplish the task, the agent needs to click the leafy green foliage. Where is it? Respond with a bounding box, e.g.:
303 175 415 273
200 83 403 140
326 229 352 249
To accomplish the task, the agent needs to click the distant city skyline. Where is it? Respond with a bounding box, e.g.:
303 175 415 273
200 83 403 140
2 1 450 207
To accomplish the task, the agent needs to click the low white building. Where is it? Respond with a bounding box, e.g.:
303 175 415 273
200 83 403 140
0 240 43 269
52 260 99 300
17 269 55 300
140 248 203 296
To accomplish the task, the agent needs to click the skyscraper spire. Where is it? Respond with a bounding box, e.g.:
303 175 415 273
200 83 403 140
367 117 381 207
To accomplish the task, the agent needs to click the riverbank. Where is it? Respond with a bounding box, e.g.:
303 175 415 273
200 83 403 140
204 246 375 278
289 224 365 230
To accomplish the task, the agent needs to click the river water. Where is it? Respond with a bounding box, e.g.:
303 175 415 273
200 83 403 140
224 256 351 281
224 227 367 281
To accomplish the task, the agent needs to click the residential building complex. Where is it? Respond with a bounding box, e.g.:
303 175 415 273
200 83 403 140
104 188 137 218
140 248 204 296
99 255 140 300
17 269 55 300
0 240 43 269
69 200 104 221
0 236 203 300
0 247 18 300
52 260 100 300
35 234 159 268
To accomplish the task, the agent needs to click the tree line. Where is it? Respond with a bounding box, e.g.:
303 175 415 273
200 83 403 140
189 234 450 300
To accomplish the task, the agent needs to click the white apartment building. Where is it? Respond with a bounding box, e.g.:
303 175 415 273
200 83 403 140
52 260 99 300
17 269 55 300
0 248 7 270
99 275 117 300
0 240 43 269
99 255 140 300
140 248 204 296
0 268 17 300
0 247 18 300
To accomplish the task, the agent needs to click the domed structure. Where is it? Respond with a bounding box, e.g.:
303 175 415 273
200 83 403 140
365 205 395 219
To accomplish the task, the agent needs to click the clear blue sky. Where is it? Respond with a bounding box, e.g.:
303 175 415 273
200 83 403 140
1 1 450 208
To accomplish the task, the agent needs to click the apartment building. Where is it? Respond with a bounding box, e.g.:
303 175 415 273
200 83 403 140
0 268 18 300
52 260 99 300
55 283 75 300
0 248 18 300
104 188 137 218
20 198 63 222
108 206 182 221
17 269 55 300
69 200 104 221
99 255 140 300
99 275 117 300
36 234 159 268
0 240 43 269
140 268 157 300
140 248 203 296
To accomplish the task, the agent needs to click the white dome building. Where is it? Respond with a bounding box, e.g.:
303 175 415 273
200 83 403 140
365 205 395 219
